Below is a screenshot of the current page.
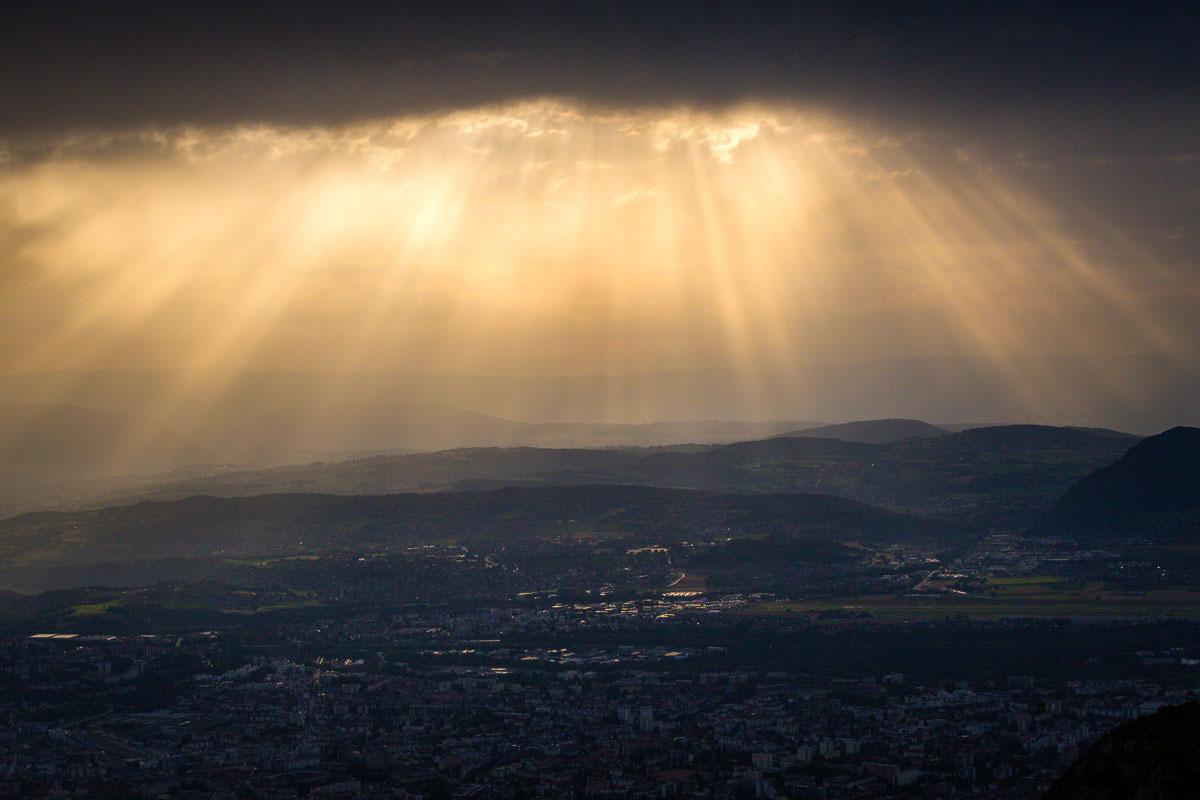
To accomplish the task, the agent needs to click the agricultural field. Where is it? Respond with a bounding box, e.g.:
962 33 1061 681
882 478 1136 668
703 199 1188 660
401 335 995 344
748 577 1200 621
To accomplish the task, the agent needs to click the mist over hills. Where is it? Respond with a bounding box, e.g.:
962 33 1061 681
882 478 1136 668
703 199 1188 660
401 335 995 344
0 397 809 518
0 396 809 475
778 418 948 443
0 362 1171 597
0 403 215 483
0 415 1180 596
0 360 1185 518
1 355 1194 437
203 400 813 462
78 424 1137 528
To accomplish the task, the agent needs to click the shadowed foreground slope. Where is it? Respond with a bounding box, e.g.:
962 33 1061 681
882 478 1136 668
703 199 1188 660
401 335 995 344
1043 702 1200 800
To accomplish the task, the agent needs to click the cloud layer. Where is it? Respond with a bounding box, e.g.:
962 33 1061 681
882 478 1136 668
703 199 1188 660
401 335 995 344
2 1 1197 133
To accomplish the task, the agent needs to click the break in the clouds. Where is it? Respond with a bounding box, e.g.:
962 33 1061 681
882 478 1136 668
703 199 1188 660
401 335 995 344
1 103 1195 378
3 2 1196 247
0 2 1197 432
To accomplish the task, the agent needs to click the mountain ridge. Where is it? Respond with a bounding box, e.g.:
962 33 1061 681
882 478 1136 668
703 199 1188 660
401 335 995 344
778 418 948 443
97 424 1138 527
1045 426 1200 540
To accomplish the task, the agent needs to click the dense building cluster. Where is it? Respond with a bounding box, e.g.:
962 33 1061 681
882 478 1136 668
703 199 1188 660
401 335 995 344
3 600 1197 800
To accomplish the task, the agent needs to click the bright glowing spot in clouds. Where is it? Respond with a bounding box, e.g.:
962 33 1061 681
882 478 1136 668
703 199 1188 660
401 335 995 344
0 101 1191 416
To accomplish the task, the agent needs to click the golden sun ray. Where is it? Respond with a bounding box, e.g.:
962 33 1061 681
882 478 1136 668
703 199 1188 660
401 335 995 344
0 100 1191 469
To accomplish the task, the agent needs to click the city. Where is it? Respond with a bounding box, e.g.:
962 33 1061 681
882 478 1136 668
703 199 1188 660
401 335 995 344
7 596 1200 799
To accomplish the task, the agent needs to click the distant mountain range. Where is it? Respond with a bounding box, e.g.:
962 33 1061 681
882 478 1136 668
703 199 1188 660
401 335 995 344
0 398 816 518
1046 426 1200 541
104 424 1137 527
1 417 1193 593
0 399 811 477
210 400 816 461
778 418 948 443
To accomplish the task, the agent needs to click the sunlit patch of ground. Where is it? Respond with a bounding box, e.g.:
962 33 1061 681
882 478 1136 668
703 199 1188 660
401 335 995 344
67 599 125 616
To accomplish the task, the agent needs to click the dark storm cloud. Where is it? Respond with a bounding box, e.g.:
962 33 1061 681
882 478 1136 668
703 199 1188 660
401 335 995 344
1 1 1197 133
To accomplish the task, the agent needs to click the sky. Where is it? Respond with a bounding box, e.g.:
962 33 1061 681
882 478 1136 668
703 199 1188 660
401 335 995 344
0 1 1197 429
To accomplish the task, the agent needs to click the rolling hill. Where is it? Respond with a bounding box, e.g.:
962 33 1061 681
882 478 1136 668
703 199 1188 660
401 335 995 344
1045 426 1200 540
208 401 812 462
779 418 948 443
0 485 954 592
111 424 1139 527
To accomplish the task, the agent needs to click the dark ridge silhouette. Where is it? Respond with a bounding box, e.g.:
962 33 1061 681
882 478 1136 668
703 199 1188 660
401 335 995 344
1043 702 1200 800
1046 426 1200 540
109 424 1136 527
778 418 948 444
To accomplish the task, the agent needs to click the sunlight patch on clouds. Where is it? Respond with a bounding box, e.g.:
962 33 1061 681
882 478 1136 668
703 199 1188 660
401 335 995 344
0 100 1191 435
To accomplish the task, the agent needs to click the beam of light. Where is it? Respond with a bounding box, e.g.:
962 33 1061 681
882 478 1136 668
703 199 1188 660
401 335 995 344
0 100 1194 473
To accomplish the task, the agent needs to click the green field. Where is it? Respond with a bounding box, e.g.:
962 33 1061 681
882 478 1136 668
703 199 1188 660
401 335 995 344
986 575 1068 586
748 589 1200 621
250 598 324 613
67 599 125 616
